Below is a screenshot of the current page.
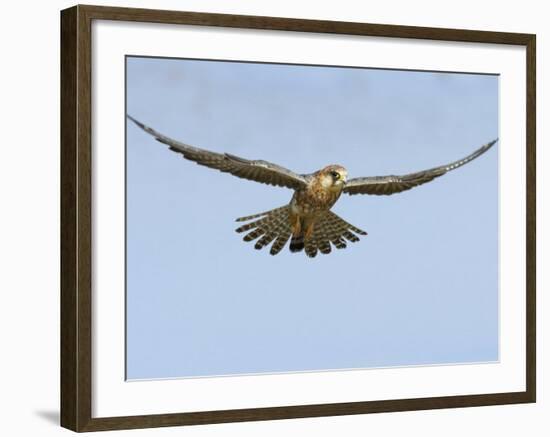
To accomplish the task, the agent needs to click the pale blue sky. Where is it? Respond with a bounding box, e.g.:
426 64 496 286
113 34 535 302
126 56 498 380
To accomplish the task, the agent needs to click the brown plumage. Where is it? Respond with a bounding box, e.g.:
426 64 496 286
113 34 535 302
128 115 497 258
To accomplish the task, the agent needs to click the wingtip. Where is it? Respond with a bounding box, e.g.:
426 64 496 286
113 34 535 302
126 114 143 128
480 138 498 154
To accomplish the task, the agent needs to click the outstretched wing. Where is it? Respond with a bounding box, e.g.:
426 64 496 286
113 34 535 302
127 115 308 190
343 139 497 196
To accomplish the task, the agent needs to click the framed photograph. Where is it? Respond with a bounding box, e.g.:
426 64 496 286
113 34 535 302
60 4 536 432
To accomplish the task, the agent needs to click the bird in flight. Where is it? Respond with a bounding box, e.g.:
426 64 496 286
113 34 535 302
127 115 497 258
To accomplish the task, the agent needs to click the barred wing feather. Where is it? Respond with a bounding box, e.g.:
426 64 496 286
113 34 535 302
128 115 308 190
343 139 497 196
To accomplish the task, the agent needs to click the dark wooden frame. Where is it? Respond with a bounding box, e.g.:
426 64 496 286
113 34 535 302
61 4 536 432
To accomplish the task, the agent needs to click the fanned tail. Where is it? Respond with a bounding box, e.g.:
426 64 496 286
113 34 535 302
235 207 366 257
235 206 292 255
304 211 367 258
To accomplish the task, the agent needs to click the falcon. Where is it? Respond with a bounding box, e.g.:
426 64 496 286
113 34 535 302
127 115 497 258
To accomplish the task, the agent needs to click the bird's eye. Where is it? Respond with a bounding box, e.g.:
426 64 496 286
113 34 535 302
331 171 340 179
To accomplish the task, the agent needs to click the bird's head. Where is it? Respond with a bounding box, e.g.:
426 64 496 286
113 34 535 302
318 165 348 191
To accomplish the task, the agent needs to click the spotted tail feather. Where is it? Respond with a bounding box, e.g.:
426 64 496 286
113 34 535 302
235 207 366 257
304 211 367 258
235 206 292 255
289 234 305 253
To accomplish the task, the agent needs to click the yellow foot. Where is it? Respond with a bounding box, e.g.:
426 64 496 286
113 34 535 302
291 214 301 238
304 222 315 240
